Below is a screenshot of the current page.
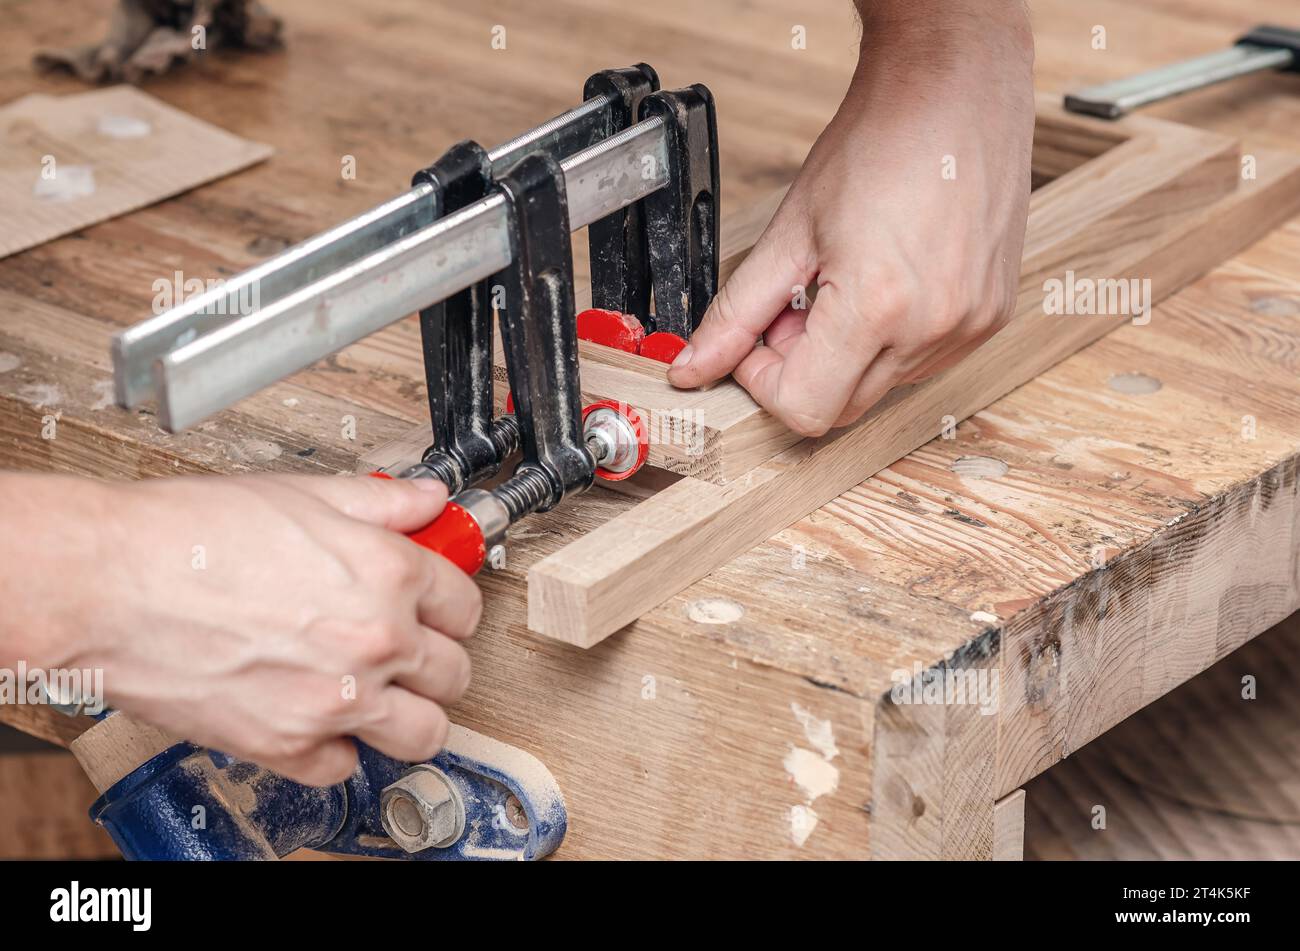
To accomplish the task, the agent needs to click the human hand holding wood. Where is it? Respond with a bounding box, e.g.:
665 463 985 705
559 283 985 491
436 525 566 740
668 1 1035 436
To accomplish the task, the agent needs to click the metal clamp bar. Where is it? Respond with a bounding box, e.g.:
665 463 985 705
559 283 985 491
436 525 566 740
121 116 670 432
112 92 617 415
488 93 612 174
1065 24 1299 119
112 184 436 408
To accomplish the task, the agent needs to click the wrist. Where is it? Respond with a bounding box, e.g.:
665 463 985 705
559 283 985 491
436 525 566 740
855 1 1034 81
0 473 124 671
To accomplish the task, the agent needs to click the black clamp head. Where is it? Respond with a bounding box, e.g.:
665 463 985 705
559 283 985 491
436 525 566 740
584 64 661 319
410 140 510 496
495 152 594 515
639 84 720 338
1237 25 1300 70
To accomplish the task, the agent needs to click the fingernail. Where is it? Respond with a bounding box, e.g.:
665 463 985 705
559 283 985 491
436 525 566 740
410 477 446 492
671 344 694 369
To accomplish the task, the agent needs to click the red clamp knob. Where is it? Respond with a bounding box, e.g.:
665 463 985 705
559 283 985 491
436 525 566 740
639 331 688 364
575 308 687 365
369 472 487 575
581 399 649 481
576 308 646 353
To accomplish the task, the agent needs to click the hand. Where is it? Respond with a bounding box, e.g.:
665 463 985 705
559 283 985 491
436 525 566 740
3 472 481 786
668 2 1035 436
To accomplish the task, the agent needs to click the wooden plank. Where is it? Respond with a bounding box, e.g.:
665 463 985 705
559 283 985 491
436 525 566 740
993 789 1027 861
70 713 178 794
870 632 1000 859
996 413 1300 797
0 704 90 749
872 222 1300 859
531 135 1300 648
0 86 271 258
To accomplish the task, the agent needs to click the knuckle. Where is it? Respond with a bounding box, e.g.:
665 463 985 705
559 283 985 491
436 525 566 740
911 320 952 351
297 755 356 788
431 563 483 637
252 731 315 764
360 536 426 592
863 269 915 324
444 644 472 702
320 684 358 721
357 540 406 585
425 704 451 752
351 618 407 665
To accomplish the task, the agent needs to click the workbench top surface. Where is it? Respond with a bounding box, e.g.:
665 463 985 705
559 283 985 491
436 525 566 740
2 0 1298 859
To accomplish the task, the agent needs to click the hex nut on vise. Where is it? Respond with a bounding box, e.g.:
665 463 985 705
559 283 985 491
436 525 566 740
380 765 466 852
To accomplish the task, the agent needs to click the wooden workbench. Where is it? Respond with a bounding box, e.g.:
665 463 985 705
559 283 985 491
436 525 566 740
1 0 1298 859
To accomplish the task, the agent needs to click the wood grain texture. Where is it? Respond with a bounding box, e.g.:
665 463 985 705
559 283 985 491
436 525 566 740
478 99 1240 486
0 704 92 749
3 0 1300 859
0 86 271 258
529 114 1274 647
0 751 118 859
1024 612 1300 860
993 789 1027 861
70 713 178 794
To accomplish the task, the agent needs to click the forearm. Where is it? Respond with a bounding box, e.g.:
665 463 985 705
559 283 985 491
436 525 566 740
0 472 117 672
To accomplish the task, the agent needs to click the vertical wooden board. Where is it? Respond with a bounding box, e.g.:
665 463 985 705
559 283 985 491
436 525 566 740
870 692 946 860
940 655 999 859
458 566 876 858
1139 460 1300 706
869 641 1000 860
993 789 1027 862
1058 564 1150 763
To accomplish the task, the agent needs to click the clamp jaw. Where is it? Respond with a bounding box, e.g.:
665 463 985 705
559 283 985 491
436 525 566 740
387 64 718 575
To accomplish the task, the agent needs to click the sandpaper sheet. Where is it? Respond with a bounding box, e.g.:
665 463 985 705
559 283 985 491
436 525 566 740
0 85 271 259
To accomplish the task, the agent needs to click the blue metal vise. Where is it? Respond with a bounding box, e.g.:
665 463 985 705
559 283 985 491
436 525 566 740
83 716 566 861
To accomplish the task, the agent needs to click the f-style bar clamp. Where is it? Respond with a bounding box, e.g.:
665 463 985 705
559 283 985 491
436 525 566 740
1065 24 1300 119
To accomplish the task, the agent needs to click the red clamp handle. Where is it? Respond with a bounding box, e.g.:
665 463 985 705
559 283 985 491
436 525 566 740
369 473 486 575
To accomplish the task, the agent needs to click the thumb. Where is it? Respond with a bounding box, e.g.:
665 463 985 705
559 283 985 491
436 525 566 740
285 474 449 533
667 215 814 388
